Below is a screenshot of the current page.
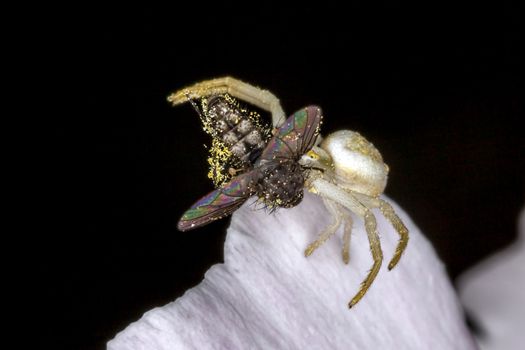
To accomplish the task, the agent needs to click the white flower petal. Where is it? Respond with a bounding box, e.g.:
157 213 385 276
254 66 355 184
109 193 476 350
458 206 525 350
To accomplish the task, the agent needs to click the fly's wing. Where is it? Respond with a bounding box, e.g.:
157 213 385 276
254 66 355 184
259 106 322 161
177 171 255 231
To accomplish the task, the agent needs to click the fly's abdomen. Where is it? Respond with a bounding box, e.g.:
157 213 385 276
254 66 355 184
206 95 268 161
199 94 272 187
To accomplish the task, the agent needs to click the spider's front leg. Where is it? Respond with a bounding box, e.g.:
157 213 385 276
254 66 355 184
304 198 342 258
304 197 353 264
301 148 354 264
309 178 384 308
341 210 353 264
167 76 286 126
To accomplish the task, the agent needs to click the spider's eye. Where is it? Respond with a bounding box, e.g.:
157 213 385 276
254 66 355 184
306 150 320 160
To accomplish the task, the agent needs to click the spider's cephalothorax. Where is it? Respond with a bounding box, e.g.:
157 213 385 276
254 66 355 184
197 94 272 187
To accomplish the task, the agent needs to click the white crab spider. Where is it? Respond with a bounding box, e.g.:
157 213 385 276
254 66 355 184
168 77 409 308
300 133 409 307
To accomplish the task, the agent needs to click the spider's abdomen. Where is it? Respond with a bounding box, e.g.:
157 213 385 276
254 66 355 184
321 130 389 197
256 161 304 208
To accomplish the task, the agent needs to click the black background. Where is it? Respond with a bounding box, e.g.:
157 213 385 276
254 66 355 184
39 2 523 349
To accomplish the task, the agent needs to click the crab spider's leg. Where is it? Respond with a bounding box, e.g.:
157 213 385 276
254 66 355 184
304 198 342 258
308 178 384 308
352 209 383 308
309 179 367 216
351 192 409 271
167 76 286 127
341 210 353 264
304 195 353 264
378 199 409 270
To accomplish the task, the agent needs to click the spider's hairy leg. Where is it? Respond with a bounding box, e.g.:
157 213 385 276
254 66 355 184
167 77 234 104
353 192 409 271
307 178 384 308
378 199 409 270
341 210 353 265
349 209 383 308
304 198 342 258
167 76 286 127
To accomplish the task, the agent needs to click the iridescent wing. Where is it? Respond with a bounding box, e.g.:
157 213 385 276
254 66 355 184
259 106 322 161
177 171 255 231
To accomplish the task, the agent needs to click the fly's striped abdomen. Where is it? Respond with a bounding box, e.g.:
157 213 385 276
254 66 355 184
205 95 268 161
198 94 272 187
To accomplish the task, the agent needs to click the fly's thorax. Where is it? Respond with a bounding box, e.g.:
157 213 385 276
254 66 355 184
255 160 305 209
